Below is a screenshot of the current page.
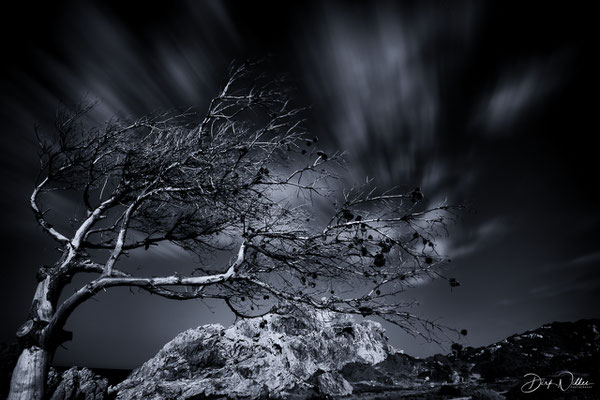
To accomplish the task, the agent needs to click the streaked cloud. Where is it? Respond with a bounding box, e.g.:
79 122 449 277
301 2 479 185
474 60 563 136
435 217 507 260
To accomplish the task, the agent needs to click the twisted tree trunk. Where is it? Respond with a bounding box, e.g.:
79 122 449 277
8 346 52 400
8 269 67 400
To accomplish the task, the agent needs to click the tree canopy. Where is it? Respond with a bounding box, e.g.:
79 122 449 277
28 63 457 347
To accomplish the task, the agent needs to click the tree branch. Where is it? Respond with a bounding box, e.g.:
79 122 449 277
45 240 247 345
30 177 69 244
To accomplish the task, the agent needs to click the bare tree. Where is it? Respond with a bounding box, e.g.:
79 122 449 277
8 63 457 400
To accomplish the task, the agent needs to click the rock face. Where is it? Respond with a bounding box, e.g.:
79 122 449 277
111 315 600 400
115 308 390 399
47 367 109 400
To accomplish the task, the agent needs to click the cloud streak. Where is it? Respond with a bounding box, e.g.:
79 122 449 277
474 60 564 136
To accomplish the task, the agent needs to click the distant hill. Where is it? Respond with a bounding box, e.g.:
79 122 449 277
341 319 600 399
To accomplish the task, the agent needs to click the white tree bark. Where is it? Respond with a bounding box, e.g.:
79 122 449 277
7 346 50 400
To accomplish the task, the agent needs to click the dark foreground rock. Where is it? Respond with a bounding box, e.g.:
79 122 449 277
46 367 109 400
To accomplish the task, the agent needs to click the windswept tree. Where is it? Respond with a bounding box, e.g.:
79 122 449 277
8 63 457 400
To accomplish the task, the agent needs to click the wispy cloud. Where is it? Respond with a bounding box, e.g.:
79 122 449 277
435 217 507 260
474 60 563 136
7 1 239 125
564 251 600 268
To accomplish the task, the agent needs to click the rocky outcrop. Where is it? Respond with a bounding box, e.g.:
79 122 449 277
110 314 600 399
47 367 109 400
4 316 597 399
114 308 389 399
312 370 353 397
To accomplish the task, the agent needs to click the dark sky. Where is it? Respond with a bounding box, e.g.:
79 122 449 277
0 0 597 368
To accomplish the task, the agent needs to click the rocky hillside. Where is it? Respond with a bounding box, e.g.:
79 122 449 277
340 319 600 399
467 319 600 381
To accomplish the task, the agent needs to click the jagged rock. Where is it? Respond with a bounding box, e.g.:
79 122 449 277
314 371 353 397
112 314 600 399
46 368 62 396
340 362 393 385
115 308 390 399
48 367 109 400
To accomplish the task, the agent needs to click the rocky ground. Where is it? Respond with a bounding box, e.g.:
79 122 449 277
1 312 599 399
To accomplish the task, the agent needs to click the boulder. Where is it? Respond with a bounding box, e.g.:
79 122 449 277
115 308 390 399
315 371 353 397
48 367 109 400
